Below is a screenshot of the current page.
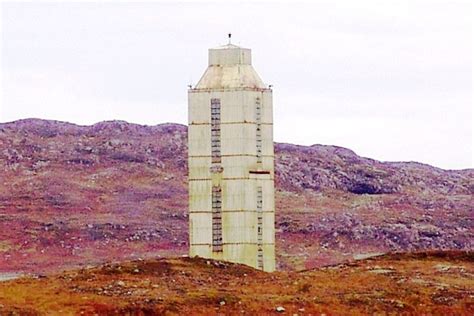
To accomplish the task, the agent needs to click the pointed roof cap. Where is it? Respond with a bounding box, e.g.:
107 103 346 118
212 43 243 50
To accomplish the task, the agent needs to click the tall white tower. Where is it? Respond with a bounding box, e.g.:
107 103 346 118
188 38 275 272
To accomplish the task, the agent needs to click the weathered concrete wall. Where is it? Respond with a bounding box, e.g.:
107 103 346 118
188 44 275 272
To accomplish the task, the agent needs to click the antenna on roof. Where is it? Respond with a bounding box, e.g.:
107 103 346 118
228 33 232 44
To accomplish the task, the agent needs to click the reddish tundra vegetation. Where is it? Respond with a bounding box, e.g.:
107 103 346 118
0 119 472 314
0 119 471 273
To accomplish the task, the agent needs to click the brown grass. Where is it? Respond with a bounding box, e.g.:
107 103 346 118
0 251 472 315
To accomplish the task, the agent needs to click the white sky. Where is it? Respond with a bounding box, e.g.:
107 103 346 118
1 1 472 169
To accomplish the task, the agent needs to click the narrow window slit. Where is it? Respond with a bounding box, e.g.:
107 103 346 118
255 97 262 164
256 186 264 269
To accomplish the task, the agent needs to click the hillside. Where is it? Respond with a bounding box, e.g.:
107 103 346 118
0 251 473 315
0 119 472 273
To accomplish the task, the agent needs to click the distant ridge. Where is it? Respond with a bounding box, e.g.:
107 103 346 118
0 118 471 273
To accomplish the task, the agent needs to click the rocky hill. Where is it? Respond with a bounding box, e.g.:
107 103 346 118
0 251 472 315
0 119 472 273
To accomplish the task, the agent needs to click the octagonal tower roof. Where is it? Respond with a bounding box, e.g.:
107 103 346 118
193 41 267 90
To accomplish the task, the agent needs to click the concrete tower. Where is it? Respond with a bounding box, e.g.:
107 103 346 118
188 39 275 272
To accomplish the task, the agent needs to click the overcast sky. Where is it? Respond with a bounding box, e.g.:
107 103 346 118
1 1 472 169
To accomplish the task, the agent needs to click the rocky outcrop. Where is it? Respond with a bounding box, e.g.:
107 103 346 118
0 118 472 272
